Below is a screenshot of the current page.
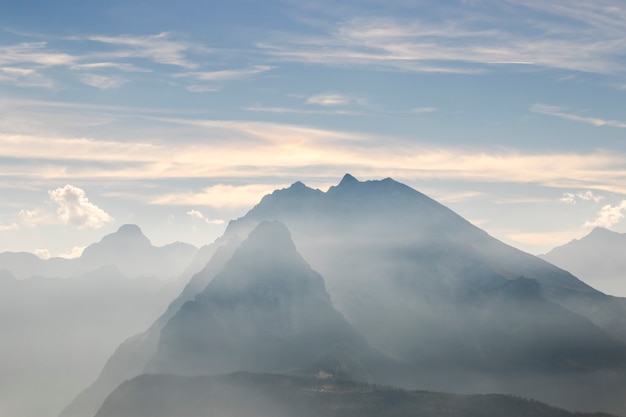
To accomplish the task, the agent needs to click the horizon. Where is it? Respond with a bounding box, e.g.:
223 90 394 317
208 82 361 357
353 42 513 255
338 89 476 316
2 0 626 256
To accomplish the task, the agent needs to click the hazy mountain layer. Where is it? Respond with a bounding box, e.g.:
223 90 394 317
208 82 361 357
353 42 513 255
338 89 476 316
541 227 626 297
59 235 242 417
95 372 616 417
0 267 174 417
62 175 626 416
0 224 198 282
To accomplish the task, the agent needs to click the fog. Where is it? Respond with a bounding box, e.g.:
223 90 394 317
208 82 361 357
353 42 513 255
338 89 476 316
0 225 198 417
5 175 626 417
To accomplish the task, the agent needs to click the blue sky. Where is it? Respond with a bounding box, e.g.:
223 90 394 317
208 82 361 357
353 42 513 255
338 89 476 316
1 0 626 257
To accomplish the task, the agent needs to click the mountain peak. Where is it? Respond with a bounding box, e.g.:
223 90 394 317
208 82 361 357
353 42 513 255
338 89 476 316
116 224 144 236
247 220 293 248
338 173 359 187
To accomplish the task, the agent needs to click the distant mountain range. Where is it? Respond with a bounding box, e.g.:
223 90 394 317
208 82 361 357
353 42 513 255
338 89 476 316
0 224 198 281
0 225 201 417
59 174 626 417
541 227 626 297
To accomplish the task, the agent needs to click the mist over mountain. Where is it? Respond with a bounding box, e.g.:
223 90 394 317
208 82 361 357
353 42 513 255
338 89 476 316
0 225 199 417
0 267 176 417
149 221 382 381
62 175 626 416
541 227 626 297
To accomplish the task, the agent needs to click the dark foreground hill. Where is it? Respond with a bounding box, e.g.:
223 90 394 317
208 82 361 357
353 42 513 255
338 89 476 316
95 372 615 417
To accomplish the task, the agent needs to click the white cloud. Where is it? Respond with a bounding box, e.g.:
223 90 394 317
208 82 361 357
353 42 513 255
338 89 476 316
0 42 76 67
18 208 52 227
179 65 272 82
34 248 51 260
186 85 220 93
410 107 437 114
560 190 604 204
0 66 54 88
57 245 86 259
531 104 626 128
187 209 224 225
584 200 626 228
307 93 353 106
261 2 626 75
0 222 19 231
79 73 126 89
48 185 114 229
85 32 201 69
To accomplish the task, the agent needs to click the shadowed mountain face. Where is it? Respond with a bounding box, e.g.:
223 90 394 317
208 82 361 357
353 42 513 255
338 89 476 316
150 221 377 380
541 227 626 297
62 175 626 417
95 372 617 417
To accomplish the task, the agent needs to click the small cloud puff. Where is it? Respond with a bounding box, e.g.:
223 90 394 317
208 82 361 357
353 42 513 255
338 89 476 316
34 248 51 260
58 245 86 259
187 209 224 225
584 200 626 229
560 190 604 204
49 185 114 229
307 94 351 106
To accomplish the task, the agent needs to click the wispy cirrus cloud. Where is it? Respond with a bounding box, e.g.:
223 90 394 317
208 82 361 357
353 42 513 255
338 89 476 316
261 1 626 75
0 66 54 88
530 103 626 128
83 32 202 69
78 73 126 89
3 117 626 195
179 65 272 81
0 42 76 67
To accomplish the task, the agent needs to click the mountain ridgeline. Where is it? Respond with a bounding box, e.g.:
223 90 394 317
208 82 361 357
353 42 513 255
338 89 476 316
62 175 626 417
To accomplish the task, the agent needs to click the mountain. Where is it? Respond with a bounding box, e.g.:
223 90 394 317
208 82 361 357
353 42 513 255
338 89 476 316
0 225 200 417
148 221 381 380
60 235 243 417
0 224 198 281
541 227 626 297
95 372 616 417
62 175 626 416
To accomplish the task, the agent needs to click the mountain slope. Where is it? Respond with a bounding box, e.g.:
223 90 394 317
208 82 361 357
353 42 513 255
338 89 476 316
59 235 242 417
149 221 379 380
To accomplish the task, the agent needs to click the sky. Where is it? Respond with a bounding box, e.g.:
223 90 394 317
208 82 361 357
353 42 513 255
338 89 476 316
1 0 626 258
